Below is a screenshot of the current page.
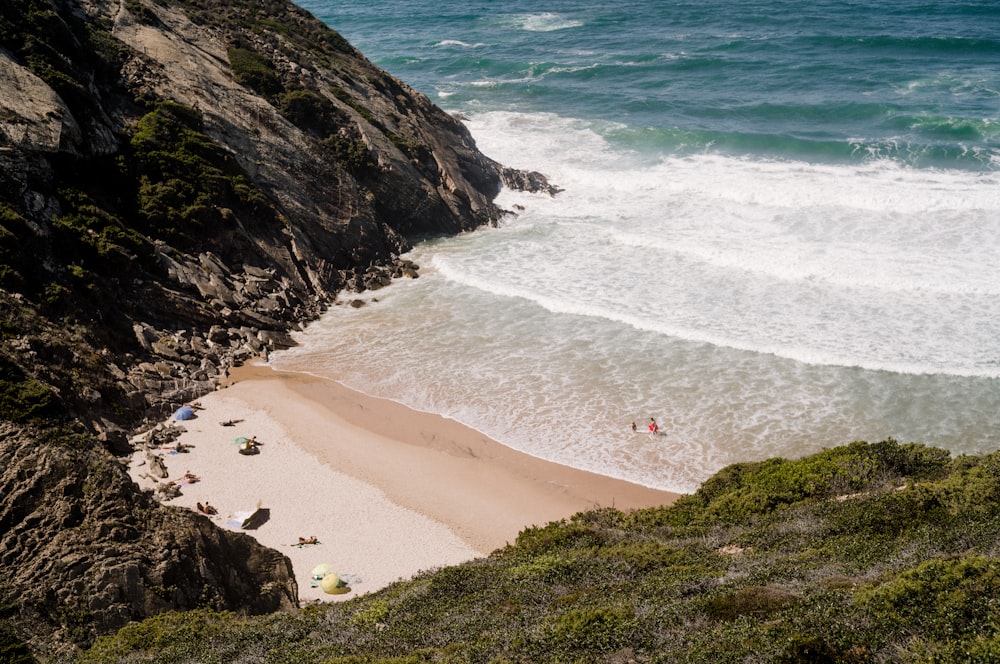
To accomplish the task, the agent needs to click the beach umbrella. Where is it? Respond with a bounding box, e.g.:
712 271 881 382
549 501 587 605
173 405 194 421
320 573 343 594
233 436 251 445
311 563 332 580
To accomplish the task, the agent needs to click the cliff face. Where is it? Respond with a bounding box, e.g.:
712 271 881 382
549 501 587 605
0 0 549 657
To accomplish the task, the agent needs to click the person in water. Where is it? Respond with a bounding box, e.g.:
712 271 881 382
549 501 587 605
648 418 659 435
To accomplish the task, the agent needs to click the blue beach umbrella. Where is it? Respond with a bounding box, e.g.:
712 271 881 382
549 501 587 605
173 405 194 420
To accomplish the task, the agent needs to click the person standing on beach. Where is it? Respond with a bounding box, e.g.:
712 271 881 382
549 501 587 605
648 418 659 435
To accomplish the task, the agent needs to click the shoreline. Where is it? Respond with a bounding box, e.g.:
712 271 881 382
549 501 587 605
130 362 679 603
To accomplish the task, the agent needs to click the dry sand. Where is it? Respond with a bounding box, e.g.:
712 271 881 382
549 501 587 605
128 363 679 604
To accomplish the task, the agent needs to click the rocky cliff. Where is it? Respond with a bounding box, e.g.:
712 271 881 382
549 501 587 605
0 0 550 658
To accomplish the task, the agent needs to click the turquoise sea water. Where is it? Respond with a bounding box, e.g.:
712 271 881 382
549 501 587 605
272 0 1000 493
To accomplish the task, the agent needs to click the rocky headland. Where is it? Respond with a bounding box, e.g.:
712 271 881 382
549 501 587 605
0 0 553 657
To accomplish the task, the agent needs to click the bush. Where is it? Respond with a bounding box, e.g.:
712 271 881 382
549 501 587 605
51 189 150 273
321 133 374 176
599 540 684 575
0 358 58 423
80 610 234 662
777 633 869 664
279 89 342 137
71 441 1000 663
227 47 282 97
544 606 636 655
705 584 801 622
508 553 576 583
129 101 269 245
672 440 952 525
0 591 33 664
124 0 159 24
514 520 607 556
858 555 1000 639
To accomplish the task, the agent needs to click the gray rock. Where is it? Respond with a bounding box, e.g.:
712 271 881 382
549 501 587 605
147 454 168 479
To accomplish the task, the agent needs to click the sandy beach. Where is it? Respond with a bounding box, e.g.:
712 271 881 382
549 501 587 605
128 363 679 604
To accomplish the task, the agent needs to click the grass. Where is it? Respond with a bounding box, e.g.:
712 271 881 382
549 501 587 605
76 439 1000 663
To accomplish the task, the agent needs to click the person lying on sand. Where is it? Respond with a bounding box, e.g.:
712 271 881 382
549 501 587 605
180 470 200 483
220 419 244 427
294 536 319 546
196 501 218 515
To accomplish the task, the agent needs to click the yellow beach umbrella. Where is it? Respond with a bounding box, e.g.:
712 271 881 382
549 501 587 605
320 573 343 593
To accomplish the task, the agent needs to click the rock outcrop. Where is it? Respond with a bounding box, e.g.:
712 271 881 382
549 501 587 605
0 422 296 660
0 0 552 657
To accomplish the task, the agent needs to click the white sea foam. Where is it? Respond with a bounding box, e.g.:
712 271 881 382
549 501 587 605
505 12 584 32
461 111 1000 371
434 39 483 48
271 108 1000 493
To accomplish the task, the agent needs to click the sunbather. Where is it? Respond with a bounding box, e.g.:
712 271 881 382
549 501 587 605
196 501 218 515
238 436 261 455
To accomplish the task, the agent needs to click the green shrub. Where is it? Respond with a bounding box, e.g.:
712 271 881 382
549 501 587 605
279 89 342 136
51 189 150 273
672 440 951 524
514 520 607 555
424 563 493 601
129 101 269 245
705 584 801 622
71 441 1000 663
545 606 635 654
931 452 1000 516
124 0 159 24
0 359 58 423
776 633 869 664
858 555 1000 639
227 46 282 97
0 204 22 256
80 609 234 662
321 133 374 176
0 206 25 288
348 599 390 630
509 553 576 583
599 540 683 574
0 591 33 664
912 632 1000 663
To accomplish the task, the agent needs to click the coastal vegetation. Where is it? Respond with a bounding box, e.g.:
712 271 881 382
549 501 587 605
129 100 277 249
77 438 1000 663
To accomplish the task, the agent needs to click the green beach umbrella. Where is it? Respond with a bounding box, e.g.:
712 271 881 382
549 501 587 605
311 563 332 580
233 436 251 445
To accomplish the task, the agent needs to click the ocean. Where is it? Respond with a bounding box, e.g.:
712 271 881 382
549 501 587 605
271 0 1000 493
